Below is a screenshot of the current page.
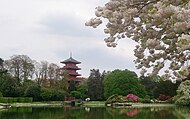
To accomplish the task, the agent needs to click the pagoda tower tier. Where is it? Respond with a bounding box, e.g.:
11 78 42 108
60 56 82 91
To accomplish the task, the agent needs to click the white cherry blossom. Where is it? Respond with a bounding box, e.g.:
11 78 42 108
86 0 190 80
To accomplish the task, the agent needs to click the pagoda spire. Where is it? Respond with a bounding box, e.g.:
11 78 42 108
70 52 72 58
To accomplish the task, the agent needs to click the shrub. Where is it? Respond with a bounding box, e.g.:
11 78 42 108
70 91 82 99
0 97 33 103
52 90 66 101
40 88 53 101
158 94 171 101
105 94 125 104
125 94 138 102
24 85 41 101
138 98 152 103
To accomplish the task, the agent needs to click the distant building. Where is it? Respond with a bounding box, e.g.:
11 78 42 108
60 56 82 91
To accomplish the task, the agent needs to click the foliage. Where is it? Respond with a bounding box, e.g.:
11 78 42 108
0 55 66 101
153 79 180 98
1 75 19 97
158 94 171 101
77 83 88 99
105 94 125 104
174 80 190 106
70 91 82 99
0 92 3 97
24 85 41 101
51 90 66 101
69 80 76 92
104 69 146 99
87 69 105 101
20 80 38 96
0 97 33 103
140 76 159 98
40 88 53 101
4 55 35 84
138 98 152 103
86 0 190 79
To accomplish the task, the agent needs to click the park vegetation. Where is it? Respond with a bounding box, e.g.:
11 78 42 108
0 55 189 106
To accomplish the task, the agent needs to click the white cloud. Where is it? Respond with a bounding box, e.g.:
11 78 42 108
0 0 139 77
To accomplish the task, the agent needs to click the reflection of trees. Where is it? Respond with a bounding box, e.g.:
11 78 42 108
173 107 190 119
158 109 172 117
1 106 190 119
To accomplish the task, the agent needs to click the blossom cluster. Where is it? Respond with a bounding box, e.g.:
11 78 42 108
86 0 190 80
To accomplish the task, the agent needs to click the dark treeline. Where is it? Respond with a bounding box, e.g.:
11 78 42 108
0 55 182 102
0 55 67 101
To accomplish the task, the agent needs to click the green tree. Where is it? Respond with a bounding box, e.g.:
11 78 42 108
0 58 8 92
17 80 37 97
104 69 146 99
87 69 105 101
70 91 82 99
140 76 160 99
51 90 66 101
24 85 41 101
69 80 76 92
1 75 19 97
41 88 53 101
77 82 88 99
153 79 180 98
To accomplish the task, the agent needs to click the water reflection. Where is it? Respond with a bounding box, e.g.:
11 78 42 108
0 106 189 119
126 108 138 117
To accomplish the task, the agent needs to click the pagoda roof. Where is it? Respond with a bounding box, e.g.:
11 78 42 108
61 57 81 64
68 72 81 76
62 66 81 70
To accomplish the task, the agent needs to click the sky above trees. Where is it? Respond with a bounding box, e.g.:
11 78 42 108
0 0 138 77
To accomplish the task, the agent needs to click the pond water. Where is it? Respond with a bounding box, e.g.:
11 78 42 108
0 106 190 119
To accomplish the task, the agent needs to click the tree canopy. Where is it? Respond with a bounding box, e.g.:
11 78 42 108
86 0 190 80
104 69 146 99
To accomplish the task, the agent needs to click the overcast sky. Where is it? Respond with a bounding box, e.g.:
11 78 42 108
0 0 139 77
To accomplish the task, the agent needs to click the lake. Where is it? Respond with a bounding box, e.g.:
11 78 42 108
0 106 189 119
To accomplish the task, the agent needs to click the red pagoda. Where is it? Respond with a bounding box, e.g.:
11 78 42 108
60 55 82 90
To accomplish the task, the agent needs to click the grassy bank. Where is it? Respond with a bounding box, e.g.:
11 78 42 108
83 101 105 106
1 101 175 108
1 101 63 107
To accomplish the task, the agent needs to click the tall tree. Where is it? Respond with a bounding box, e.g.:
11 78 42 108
87 69 105 101
48 63 60 87
0 58 7 76
86 0 190 79
34 61 43 86
1 75 19 97
0 58 3 70
4 55 34 84
140 76 159 99
0 58 7 93
34 61 49 86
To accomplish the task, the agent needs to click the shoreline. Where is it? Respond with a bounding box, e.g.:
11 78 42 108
1 102 176 108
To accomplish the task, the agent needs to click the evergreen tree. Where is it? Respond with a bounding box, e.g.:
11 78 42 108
87 69 105 100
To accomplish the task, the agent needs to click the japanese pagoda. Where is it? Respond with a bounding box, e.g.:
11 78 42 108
60 55 82 90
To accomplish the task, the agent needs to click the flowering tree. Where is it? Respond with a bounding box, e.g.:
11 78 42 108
86 0 190 79
174 80 190 106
